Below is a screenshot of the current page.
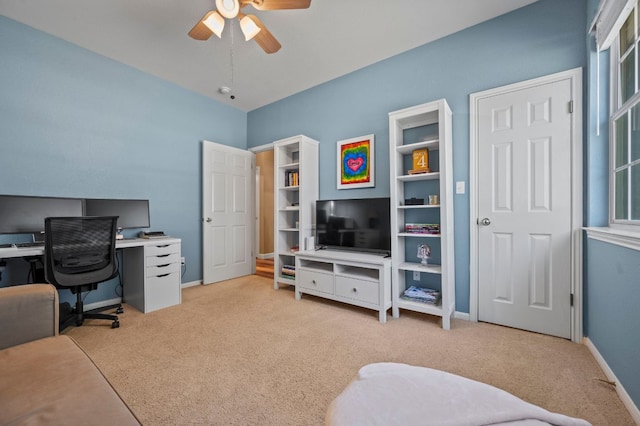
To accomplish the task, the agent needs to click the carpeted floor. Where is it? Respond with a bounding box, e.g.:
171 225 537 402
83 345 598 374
64 275 635 425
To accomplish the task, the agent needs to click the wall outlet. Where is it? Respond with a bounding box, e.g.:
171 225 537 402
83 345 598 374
413 271 420 281
181 257 185 265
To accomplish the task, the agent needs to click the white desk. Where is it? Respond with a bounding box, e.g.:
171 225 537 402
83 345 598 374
0 237 182 313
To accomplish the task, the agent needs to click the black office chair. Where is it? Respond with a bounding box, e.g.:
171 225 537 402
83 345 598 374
44 216 123 330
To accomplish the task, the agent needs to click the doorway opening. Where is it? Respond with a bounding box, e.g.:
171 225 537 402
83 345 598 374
255 149 275 279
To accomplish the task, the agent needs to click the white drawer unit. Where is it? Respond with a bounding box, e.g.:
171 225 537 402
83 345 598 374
298 268 334 294
335 276 379 305
144 270 181 313
123 238 182 313
294 250 392 323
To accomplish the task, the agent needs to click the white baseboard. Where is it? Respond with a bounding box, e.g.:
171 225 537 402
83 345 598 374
84 297 122 312
257 253 274 259
454 311 470 321
181 280 202 288
584 337 640 424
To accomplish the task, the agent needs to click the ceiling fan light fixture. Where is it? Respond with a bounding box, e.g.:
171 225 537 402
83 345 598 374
215 0 240 19
240 15 261 41
202 11 225 38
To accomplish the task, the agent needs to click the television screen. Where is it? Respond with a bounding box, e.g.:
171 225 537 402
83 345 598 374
315 197 391 255
0 195 84 234
84 198 150 229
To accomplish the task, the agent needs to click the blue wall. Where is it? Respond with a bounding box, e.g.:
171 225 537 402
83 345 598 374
247 0 588 313
584 0 640 410
0 16 247 304
585 239 640 406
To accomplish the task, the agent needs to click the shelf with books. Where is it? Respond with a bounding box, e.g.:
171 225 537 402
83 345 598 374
389 99 455 330
273 135 318 290
283 169 299 187
395 298 443 317
397 232 441 238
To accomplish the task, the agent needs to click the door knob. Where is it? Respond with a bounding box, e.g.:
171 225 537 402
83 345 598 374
205 217 212 223
480 218 491 226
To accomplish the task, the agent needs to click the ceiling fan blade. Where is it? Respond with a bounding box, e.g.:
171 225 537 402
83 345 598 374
242 0 310 11
251 15 281 54
188 11 215 40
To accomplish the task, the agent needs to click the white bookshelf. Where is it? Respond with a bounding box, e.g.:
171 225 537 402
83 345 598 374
273 135 319 289
388 99 455 329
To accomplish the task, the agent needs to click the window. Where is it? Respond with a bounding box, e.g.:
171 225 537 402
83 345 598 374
611 0 640 225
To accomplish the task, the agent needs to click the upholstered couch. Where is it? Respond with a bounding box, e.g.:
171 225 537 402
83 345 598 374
0 284 140 425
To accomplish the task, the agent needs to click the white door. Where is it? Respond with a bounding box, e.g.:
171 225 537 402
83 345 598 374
202 141 255 284
472 70 582 339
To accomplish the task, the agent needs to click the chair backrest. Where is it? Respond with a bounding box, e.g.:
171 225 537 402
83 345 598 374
44 216 119 289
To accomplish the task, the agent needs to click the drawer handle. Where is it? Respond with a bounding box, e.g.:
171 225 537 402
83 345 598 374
312 280 316 285
156 244 170 248
352 288 358 293
157 254 171 258
157 264 170 268
156 273 171 278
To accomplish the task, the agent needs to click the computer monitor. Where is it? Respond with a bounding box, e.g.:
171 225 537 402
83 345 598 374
84 198 150 229
0 195 84 235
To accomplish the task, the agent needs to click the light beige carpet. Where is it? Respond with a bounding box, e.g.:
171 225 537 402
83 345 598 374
64 275 635 425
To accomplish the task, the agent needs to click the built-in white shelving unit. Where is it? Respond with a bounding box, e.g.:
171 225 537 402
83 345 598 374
273 135 319 290
389 99 455 329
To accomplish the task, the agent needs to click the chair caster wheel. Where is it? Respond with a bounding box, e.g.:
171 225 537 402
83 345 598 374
112 320 120 329
116 307 124 314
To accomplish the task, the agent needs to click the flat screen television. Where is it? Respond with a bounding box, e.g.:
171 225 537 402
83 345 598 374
315 197 391 255
84 198 150 229
0 195 84 234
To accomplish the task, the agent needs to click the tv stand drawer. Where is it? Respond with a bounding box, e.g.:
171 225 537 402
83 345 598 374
335 276 378 304
298 268 334 294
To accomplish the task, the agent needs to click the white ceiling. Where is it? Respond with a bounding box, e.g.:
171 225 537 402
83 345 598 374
1 0 538 112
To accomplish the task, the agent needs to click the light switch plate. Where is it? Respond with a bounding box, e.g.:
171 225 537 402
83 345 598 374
456 181 465 194
413 271 420 281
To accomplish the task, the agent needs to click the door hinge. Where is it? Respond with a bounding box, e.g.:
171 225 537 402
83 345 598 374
570 293 574 306
569 100 574 113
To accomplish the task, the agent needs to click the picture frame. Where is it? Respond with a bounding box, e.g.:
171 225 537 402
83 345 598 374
336 134 375 189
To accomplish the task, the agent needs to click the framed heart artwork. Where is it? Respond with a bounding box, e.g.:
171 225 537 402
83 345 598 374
336 134 375 189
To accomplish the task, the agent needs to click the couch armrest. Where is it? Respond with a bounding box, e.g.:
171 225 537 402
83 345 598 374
0 284 59 350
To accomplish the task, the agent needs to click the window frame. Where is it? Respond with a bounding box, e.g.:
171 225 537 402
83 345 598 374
609 2 640 229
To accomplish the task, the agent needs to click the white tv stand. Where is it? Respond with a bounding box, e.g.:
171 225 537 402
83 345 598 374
294 249 392 323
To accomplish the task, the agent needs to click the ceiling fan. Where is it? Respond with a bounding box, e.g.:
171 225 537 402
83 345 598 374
189 0 311 54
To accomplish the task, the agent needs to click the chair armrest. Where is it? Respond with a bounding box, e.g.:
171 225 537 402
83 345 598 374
0 284 59 350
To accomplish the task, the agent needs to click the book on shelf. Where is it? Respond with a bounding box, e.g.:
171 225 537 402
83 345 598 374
284 170 299 187
404 223 440 234
401 286 441 306
281 264 296 278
